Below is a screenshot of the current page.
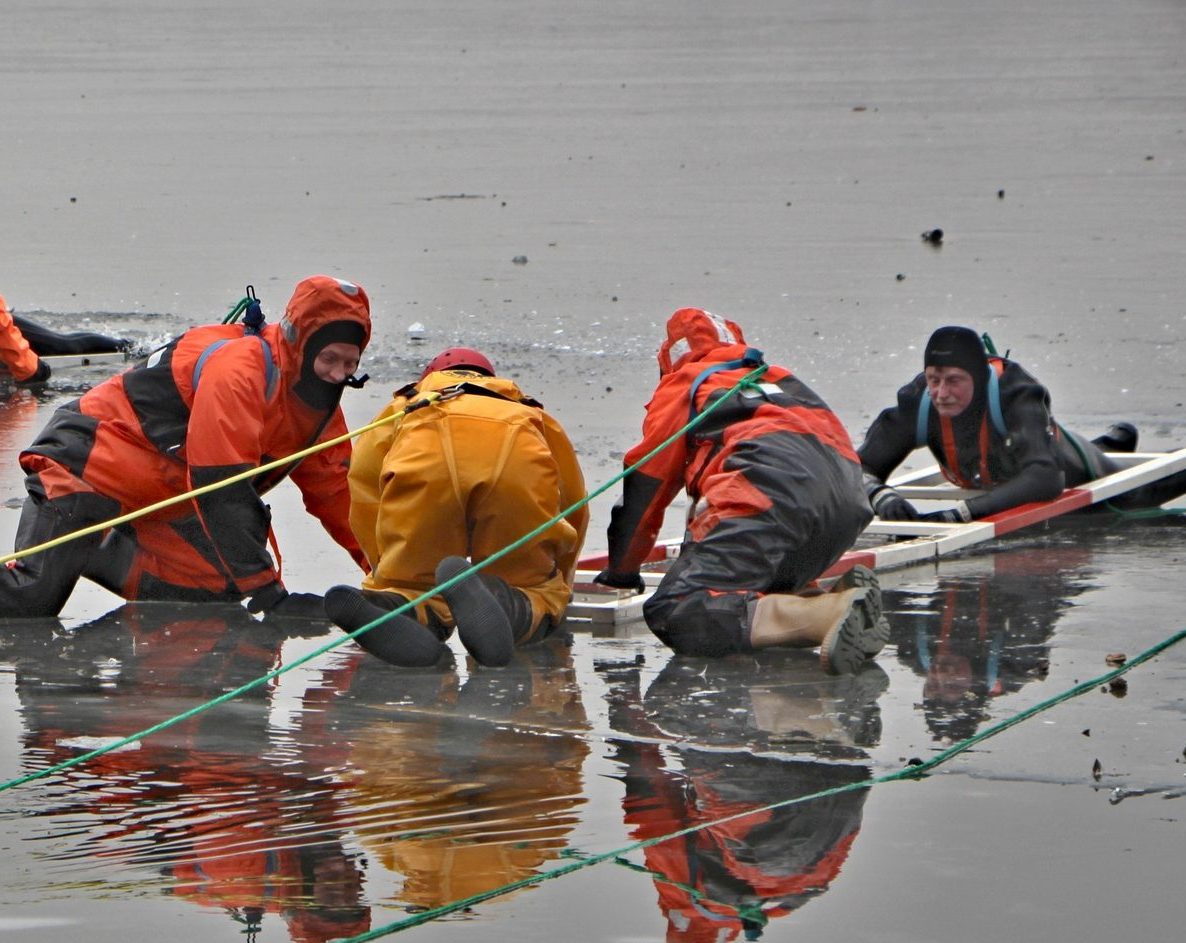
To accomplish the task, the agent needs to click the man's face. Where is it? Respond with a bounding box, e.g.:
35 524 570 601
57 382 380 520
925 365 975 418
313 342 362 384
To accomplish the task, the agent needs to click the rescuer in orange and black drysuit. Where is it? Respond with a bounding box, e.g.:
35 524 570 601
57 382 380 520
0 275 371 617
595 308 884 670
325 347 588 669
858 325 1186 523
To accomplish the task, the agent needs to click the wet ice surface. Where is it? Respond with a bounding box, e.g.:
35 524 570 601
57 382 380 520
3 374 1185 943
0 523 1184 943
3 0 1186 939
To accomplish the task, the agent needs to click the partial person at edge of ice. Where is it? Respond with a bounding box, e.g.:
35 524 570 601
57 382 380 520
1 291 131 386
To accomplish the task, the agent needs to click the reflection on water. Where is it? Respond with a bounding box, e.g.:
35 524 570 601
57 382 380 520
0 391 41 481
0 539 1143 940
332 642 590 911
600 653 887 940
886 546 1095 743
0 595 894 941
0 606 589 940
0 604 370 941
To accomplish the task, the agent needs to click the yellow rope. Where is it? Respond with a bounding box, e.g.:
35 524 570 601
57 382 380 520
0 391 443 567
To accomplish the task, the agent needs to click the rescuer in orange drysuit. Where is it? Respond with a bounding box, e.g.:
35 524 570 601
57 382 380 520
325 346 588 668
0 275 371 617
596 308 885 672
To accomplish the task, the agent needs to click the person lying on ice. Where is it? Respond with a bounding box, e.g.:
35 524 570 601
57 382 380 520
325 347 589 668
0 275 371 618
1 292 130 386
594 307 887 674
859 325 1186 522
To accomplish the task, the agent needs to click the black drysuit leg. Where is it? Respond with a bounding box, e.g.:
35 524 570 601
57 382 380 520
644 432 871 657
0 487 119 617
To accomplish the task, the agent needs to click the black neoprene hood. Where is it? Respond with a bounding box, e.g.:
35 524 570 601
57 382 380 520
924 326 988 377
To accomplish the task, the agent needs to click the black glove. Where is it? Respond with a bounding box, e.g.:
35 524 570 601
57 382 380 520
267 591 327 619
870 486 921 521
16 359 51 386
920 501 973 524
247 583 326 619
246 582 286 614
593 569 646 594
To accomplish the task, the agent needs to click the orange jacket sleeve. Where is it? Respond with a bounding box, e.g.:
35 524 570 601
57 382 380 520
0 295 41 381
540 409 590 582
347 395 409 574
605 373 692 574
288 409 369 572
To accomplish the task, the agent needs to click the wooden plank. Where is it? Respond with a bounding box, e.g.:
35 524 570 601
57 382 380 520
1073 448 1186 503
0 351 128 376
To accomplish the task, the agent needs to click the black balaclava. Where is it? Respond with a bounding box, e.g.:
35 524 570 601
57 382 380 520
923 326 989 423
293 321 367 410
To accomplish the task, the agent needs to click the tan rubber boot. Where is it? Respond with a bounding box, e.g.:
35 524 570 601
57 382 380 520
749 589 855 649
749 566 889 675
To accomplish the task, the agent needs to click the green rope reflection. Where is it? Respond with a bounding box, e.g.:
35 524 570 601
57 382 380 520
339 627 1186 940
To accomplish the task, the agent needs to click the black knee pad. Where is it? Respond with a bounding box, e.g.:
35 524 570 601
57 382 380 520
644 588 755 658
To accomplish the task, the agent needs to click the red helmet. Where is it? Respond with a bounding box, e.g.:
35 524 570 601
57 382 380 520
420 346 494 379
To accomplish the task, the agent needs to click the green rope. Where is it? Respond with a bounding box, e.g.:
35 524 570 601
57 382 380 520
337 626 1186 941
0 363 770 795
222 295 251 325
595 852 770 929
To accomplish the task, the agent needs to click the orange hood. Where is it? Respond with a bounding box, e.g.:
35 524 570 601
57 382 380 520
657 307 746 374
276 275 371 377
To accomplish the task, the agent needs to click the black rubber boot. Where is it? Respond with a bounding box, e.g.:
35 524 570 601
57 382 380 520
435 557 515 667
324 585 448 668
1092 422 1138 453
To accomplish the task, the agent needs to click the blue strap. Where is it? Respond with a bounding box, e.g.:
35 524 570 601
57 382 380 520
686 347 764 423
985 363 1005 437
192 335 278 399
915 387 931 449
916 362 1006 447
